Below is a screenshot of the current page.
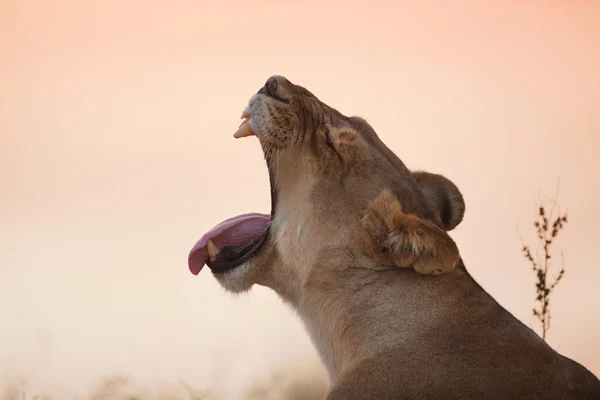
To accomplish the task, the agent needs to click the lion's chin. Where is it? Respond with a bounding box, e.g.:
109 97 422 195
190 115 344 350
212 261 255 294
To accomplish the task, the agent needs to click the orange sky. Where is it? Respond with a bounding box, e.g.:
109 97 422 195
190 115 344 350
1 1 599 397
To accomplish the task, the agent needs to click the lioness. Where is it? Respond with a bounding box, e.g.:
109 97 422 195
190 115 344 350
188 76 600 399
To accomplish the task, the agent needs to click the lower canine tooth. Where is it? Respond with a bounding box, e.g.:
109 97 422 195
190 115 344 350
207 239 220 259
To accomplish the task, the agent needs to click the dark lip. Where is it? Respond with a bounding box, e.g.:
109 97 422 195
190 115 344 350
206 227 270 274
206 145 278 274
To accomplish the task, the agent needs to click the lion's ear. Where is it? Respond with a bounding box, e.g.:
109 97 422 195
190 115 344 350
360 189 460 275
412 171 465 232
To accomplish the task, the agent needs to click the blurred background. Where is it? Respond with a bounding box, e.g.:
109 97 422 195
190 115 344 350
1 1 599 399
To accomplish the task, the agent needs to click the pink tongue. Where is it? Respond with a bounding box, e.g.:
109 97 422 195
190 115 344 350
188 212 270 275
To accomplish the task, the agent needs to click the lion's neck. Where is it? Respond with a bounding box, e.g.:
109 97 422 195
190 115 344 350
269 186 359 306
293 264 498 383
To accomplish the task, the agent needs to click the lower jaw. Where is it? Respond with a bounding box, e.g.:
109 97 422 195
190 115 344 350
206 227 271 274
207 149 278 275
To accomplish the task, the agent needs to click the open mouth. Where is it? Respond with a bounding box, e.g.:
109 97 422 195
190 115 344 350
188 109 275 275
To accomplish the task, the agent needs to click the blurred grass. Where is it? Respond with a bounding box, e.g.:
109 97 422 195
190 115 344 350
2 367 328 400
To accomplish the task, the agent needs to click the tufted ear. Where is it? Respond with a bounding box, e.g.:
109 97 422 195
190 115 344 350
412 171 465 232
360 189 460 275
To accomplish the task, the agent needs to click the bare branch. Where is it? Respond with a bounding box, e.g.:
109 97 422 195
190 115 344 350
521 182 567 341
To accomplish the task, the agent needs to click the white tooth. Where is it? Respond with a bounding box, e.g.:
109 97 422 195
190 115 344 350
233 120 255 138
237 117 250 128
207 239 219 259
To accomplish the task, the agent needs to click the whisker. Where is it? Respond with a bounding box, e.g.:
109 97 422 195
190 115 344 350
274 147 284 188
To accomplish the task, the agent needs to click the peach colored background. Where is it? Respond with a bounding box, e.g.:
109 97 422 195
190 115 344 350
1 0 599 397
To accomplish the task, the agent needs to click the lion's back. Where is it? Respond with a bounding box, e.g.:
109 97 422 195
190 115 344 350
327 347 600 400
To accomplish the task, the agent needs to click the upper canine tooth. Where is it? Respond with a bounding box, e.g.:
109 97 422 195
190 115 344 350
233 120 255 138
207 239 219 259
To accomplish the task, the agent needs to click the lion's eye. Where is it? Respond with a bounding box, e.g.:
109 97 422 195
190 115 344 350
325 132 336 151
322 127 336 151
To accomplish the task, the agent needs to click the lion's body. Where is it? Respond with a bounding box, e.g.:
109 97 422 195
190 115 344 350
199 76 600 399
303 262 600 399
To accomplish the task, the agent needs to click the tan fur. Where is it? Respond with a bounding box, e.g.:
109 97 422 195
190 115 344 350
361 189 460 275
208 76 600 399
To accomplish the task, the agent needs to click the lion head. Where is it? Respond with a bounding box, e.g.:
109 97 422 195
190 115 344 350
188 75 465 296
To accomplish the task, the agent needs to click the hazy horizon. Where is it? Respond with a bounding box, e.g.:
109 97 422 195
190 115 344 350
2 1 599 398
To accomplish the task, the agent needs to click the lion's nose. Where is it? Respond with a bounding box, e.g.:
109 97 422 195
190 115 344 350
265 76 278 96
257 76 290 103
